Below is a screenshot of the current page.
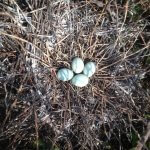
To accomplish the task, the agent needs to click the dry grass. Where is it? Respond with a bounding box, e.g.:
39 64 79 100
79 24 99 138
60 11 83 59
0 0 150 149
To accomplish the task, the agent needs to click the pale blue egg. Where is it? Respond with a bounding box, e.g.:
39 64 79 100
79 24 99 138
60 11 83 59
72 57 84 73
57 68 74 81
83 62 96 77
71 74 89 87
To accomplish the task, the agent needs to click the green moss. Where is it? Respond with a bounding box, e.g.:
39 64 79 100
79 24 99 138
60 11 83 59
128 3 144 21
51 147 60 150
32 139 46 150
146 141 150 149
146 56 150 64
144 114 150 119
133 4 143 15
131 131 139 147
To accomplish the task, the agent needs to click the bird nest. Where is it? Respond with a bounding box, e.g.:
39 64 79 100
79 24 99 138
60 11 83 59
0 0 150 149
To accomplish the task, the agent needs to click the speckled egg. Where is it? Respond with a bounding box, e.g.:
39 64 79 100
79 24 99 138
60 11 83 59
83 62 96 77
71 57 84 73
71 74 89 87
57 68 74 81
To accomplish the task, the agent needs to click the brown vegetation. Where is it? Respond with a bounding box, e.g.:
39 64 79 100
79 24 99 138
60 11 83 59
0 0 150 149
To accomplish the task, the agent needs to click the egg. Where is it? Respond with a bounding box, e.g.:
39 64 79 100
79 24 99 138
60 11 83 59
71 57 84 73
57 68 74 81
71 74 89 87
83 62 96 77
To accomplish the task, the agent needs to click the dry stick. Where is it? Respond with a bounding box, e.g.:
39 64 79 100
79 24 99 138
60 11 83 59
0 12 27 32
124 23 147 58
0 31 52 68
135 122 150 150
11 0 36 30
126 41 150 58
34 108 39 150
89 1 109 47
114 0 129 48
2 99 18 131
99 42 150 71
91 0 104 7
0 31 45 55
7 107 32 148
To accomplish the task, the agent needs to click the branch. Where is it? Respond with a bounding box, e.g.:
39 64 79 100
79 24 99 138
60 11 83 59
135 122 150 150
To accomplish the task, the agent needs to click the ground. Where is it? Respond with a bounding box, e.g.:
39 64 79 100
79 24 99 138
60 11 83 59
0 0 150 150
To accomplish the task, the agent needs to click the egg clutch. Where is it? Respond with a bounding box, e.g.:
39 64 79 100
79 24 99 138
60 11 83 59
57 57 96 87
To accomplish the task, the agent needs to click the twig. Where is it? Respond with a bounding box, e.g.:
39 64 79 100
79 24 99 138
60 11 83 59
135 122 150 150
